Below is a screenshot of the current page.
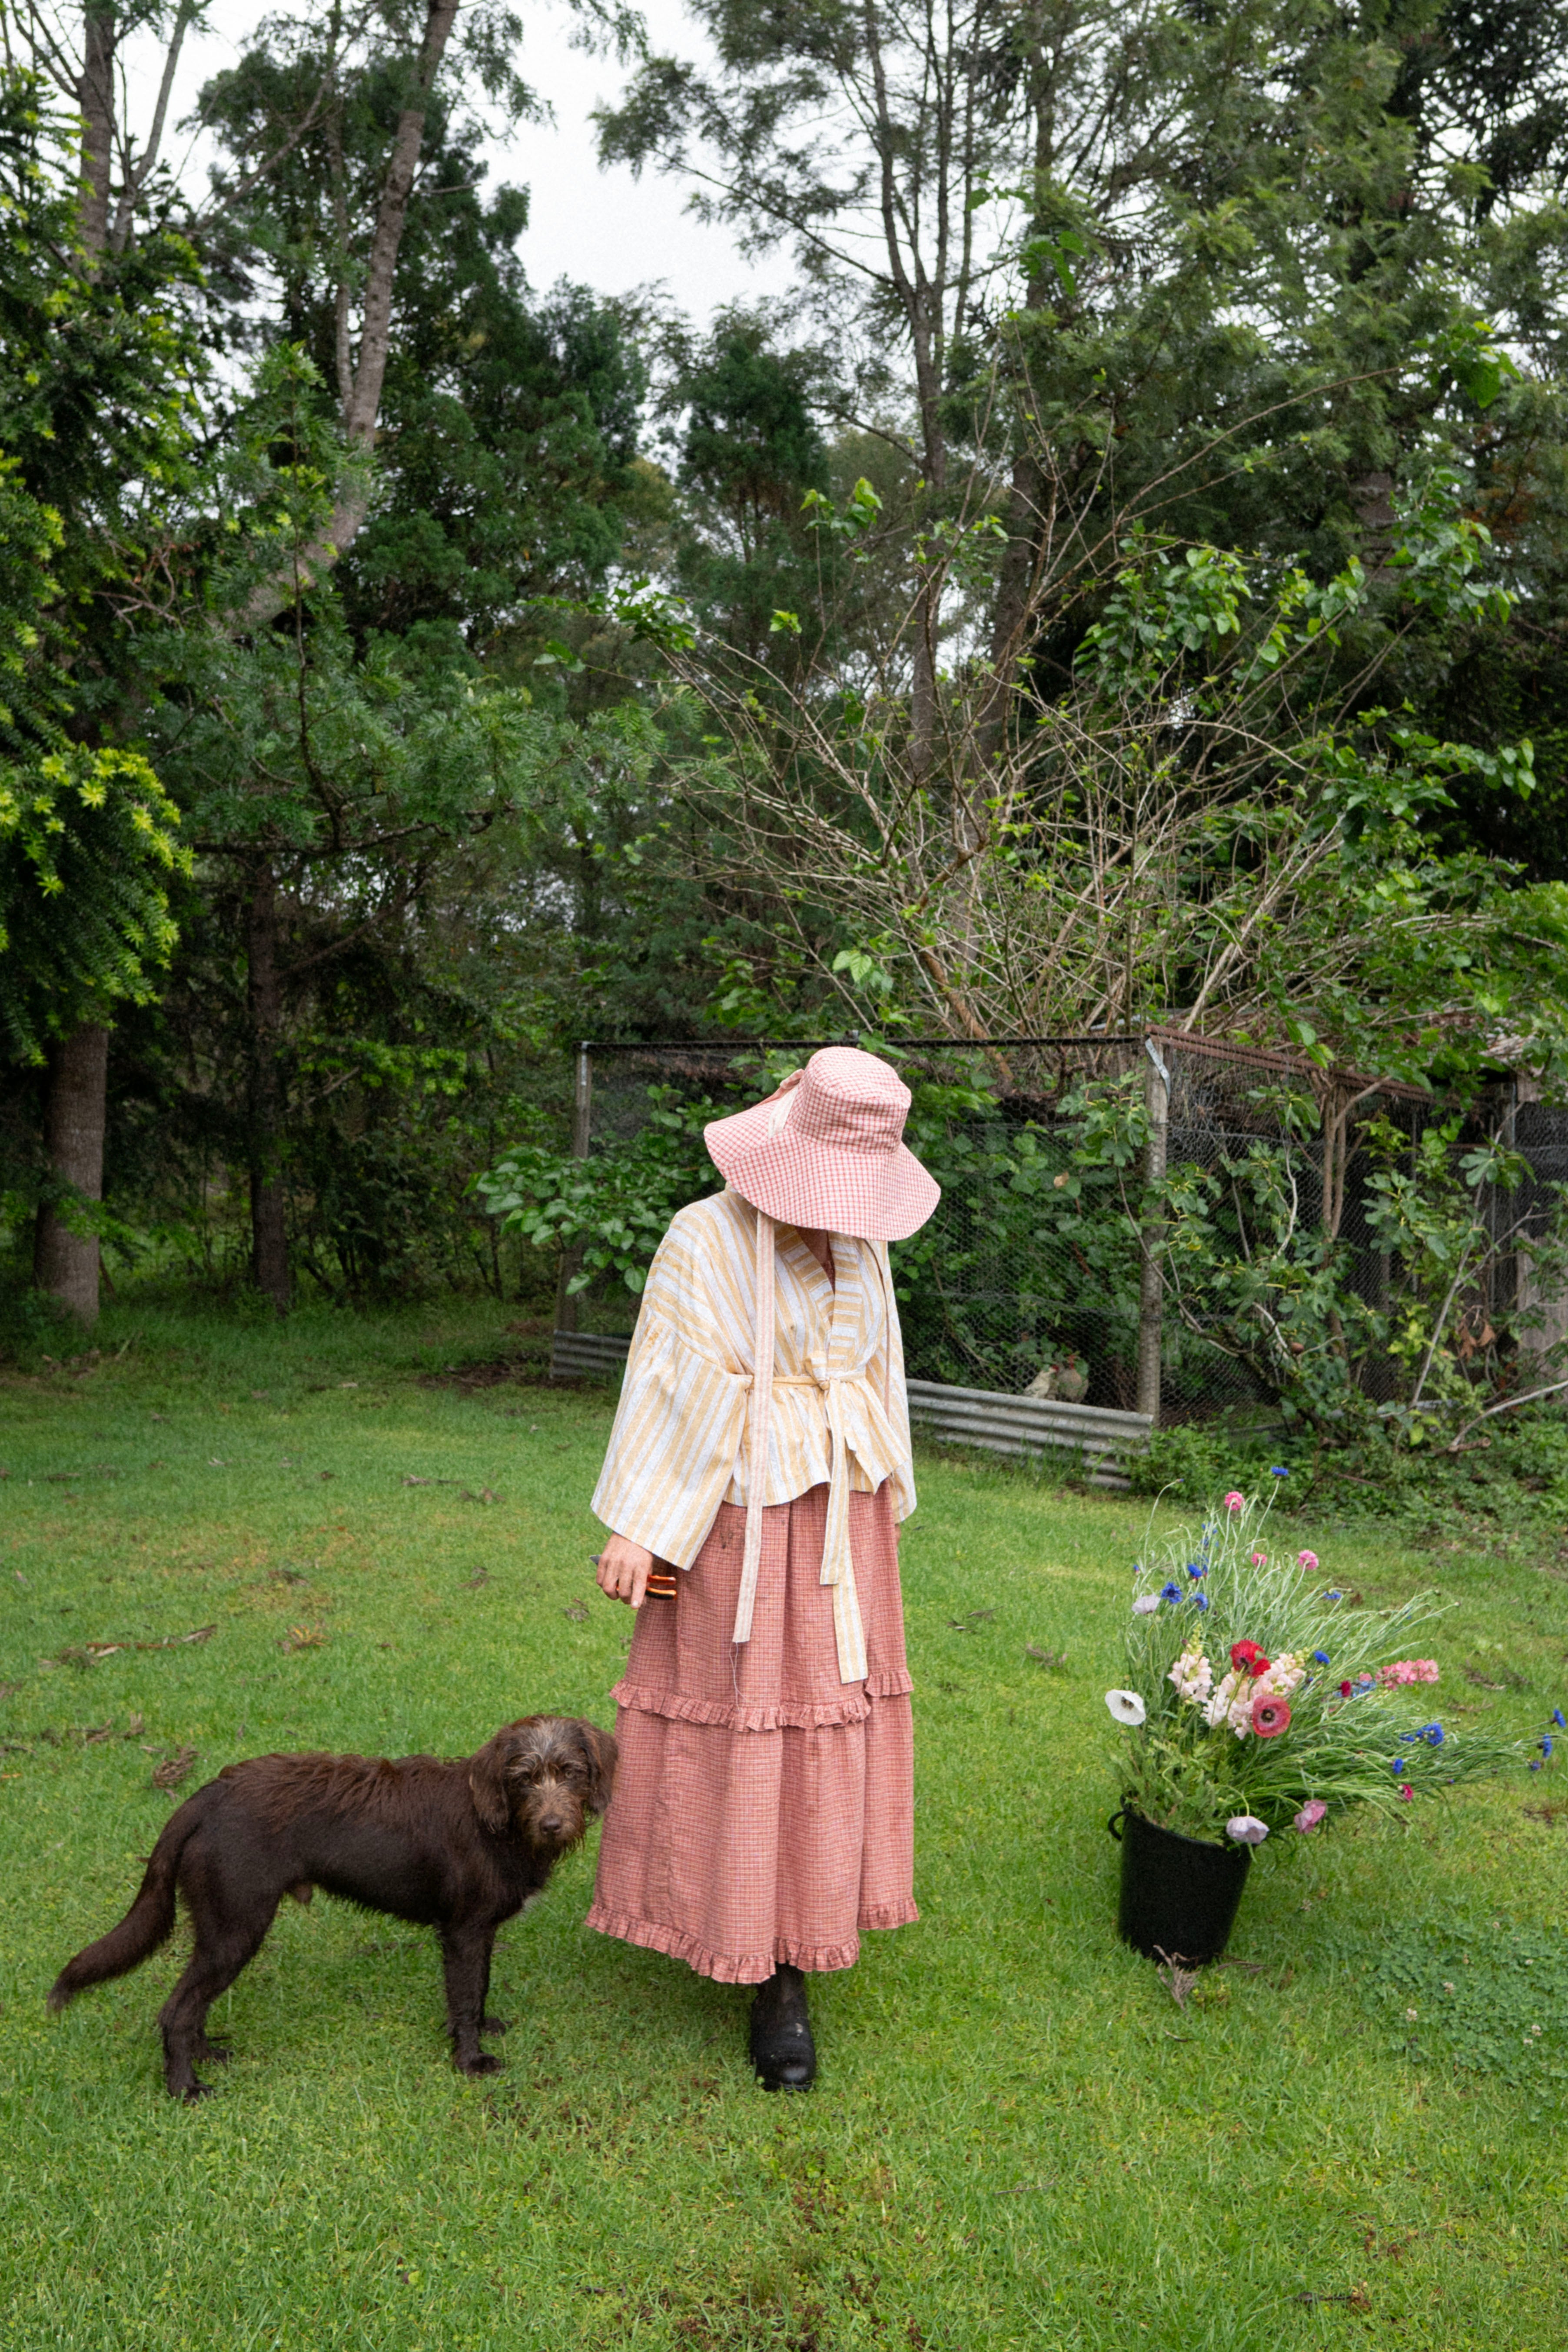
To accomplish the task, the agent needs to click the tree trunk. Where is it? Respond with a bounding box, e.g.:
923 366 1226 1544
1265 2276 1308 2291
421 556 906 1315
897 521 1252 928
246 863 291 1313
239 0 463 629
40 6 121 1335
77 0 116 259
33 1025 110 1325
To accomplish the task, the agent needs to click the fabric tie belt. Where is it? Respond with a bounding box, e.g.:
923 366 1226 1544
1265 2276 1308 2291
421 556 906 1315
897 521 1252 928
731 1210 873 1685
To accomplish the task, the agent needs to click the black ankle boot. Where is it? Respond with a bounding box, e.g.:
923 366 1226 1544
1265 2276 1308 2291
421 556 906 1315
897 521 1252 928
749 1963 816 2091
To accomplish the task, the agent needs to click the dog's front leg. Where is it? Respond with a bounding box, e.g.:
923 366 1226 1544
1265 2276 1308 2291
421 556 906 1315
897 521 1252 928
439 1926 502 2074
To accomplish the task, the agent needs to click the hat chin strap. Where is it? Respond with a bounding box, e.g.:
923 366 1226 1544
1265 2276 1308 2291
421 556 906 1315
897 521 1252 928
731 1210 776 1652
730 1206 872 1686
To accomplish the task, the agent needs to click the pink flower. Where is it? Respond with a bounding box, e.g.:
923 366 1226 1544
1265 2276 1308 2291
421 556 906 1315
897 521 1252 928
1297 1550 1319 1571
1399 1784 1414 1801
1226 1815 1269 1844
1379 1660 1440 1688
1251 1550 1267 1566
1252 1695 1291 1738
1293 1799 1328 1833
1224 1492 1246 1514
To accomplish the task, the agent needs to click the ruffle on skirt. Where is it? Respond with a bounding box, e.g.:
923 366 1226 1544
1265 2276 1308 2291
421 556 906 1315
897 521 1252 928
587 1481 917 1983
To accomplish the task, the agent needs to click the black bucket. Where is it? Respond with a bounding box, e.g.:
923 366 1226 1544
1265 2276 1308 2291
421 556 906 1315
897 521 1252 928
1109 1806 1252 1965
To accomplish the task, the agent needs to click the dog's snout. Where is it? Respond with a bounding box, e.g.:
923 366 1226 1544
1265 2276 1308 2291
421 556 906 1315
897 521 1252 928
538 1810 566 1836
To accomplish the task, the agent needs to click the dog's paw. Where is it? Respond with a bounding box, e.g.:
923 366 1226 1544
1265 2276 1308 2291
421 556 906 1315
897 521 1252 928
458 2051 505 2076
480 2016 510 2036
178 2079 217 2104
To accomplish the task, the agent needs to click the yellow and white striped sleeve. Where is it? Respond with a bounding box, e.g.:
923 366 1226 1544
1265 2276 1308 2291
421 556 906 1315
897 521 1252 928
589 1216 751 1568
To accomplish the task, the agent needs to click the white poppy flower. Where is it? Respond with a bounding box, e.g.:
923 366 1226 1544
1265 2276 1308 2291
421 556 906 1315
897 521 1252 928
1104 1688 1146 1727
1131 1593 1160 1615
1225 1814 1270 1844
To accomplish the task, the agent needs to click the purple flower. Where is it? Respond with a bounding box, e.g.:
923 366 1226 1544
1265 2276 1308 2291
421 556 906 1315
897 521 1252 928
1160 1581 1183 1604
1392 1757 1407 1772
1554 1710 1566 1729
1326 1590 1343 1601
1422 1723 1444 1746
1270 1466 1289 1477
1293 1799 1328 1833
1187 1562 1207 1579
1226 1815 1270 1844
1543 1736 1556 1759
1313 1651 1330 1665
1193 1593 1211 1612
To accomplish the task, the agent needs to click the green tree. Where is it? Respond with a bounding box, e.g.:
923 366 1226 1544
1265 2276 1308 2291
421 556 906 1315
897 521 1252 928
0 72 200 1318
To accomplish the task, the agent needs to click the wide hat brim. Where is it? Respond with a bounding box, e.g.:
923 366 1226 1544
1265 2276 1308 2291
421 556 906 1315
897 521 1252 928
704 1098 940 1243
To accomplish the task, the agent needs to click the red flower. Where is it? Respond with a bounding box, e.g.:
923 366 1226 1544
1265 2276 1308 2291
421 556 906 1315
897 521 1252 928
1339 1681 1353 1697
1230 1640 1264 1674
1251 1695 1291 1738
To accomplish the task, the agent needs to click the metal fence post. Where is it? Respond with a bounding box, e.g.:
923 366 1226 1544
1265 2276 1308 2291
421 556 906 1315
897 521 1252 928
554 1042 592 1335
1137 1037 1170 1425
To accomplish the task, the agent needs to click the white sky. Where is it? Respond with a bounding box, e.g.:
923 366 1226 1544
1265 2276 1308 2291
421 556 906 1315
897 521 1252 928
119 0 793 320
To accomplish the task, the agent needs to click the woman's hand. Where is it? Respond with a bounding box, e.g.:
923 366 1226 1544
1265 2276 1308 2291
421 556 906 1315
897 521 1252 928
596 1533 656 1610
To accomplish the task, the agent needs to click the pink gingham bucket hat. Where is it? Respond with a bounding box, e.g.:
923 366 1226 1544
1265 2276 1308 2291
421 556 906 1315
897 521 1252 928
703 1046 940 1242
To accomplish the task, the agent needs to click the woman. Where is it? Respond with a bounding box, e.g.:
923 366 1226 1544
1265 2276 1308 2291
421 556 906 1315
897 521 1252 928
588 1046 940 2088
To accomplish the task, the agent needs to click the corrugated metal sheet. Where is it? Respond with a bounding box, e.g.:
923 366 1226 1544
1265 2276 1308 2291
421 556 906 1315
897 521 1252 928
548 1328 1150 1490
550 1330 634 1379
904 1379 1150 1491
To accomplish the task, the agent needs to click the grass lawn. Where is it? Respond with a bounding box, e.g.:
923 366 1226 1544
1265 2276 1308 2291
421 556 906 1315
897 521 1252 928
3 1299 1567 2351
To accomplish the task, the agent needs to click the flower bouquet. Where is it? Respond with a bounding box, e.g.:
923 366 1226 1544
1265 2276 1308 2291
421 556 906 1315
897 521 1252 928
1103 1487 1535 1963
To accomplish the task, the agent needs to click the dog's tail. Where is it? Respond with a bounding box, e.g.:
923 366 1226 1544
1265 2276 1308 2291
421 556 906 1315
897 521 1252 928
47 1795 204 2012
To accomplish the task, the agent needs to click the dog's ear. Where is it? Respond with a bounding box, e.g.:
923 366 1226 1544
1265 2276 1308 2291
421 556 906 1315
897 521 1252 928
468 1728 517 1834
575 1720 618 1817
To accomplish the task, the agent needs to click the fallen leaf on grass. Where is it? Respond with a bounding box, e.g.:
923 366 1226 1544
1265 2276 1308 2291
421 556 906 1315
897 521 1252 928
1026 1644 1067 1669
53 1626 216 1668
269 1568 307 1587
562 1604 588 1622
318 1471 336 1482
463 1568 489 1589
460 1486 500 1505
1153 1949 1199 2012
279 1625 325 1654
208 1458 228 1469
402 1475 435 1487
82 1724 113 1744
152 1747 198 1791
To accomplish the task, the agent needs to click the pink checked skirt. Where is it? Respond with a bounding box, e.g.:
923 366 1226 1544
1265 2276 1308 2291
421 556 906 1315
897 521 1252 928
586 1481 917 1983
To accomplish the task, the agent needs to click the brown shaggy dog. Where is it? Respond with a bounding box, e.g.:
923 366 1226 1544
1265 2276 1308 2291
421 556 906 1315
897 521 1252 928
49 1715 615 2101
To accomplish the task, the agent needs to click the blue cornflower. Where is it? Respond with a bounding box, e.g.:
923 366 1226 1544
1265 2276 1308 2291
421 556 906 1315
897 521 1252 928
1159 1580 1184 1604
1313 1650 1331 1665
1326 1590 1343 1601
1270 1465 1289 1477
1187 1562 1207 1579
1543 1736 1556 1759
1531 1760 1545 1772
1423 1723 1445 1746
1554 1710 1566 1729
1193 1593 1211 1612
1392 1757 1407 1772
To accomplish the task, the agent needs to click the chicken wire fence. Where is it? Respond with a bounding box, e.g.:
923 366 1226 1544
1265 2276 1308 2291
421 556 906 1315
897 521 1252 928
558 1033 1568 1429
